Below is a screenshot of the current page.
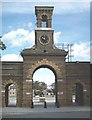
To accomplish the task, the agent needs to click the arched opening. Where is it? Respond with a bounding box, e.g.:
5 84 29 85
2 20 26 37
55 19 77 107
42 14 48 27
5 83 17 107
32 66 57 108
42 21 47 27
72 83 83 106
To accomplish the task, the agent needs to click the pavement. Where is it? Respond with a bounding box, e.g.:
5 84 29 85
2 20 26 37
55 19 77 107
1 96 91 119
1 104 90 118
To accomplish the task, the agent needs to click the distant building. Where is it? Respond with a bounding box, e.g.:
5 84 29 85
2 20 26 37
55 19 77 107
8 84 16 97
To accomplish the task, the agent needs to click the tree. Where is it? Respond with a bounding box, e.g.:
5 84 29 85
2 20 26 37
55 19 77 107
50 82 55 94
0 36 6 50
33 81 47 91
33 81 47 96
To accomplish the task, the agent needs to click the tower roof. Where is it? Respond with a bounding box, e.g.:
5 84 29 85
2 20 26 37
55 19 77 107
35 6 54 16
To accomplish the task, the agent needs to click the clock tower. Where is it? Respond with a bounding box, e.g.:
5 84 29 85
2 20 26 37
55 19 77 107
21 6 67 56
35 6 54 50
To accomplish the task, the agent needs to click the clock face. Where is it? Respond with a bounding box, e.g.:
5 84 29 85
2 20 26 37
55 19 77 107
40 35 49 45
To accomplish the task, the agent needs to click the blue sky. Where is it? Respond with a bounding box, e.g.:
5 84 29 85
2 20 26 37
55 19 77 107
0 0 91 85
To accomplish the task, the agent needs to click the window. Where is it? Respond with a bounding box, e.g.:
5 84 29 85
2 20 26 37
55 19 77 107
42 21 46 27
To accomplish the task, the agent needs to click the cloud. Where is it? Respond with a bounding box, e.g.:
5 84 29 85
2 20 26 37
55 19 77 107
2 29 35 47
28 22 33 28
2 1 90 15
55 41 90 61
2 0 91 3
2 28 60 48
1 54 23 61
53 2 90 14
54 32 61 43
73 41 90 61
2 2 34 14
1 41 90 62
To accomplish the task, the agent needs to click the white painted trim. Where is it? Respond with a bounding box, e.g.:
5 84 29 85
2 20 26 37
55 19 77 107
57 92 63 95
26 92 31 95
1 90 5 93
58 79 63 82
83 89 87 92
26 80 32 82
36 28 52 30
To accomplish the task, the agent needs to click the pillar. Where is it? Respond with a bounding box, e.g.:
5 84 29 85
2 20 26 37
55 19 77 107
22 80 32 107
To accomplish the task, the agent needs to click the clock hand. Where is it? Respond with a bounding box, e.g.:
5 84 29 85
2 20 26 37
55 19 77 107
42 36 45 40
43 37 45 40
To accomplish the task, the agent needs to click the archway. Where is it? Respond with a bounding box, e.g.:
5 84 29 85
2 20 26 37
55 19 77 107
5 83 17 107
72 83 83 106
32 65 57 108
22 59 64 107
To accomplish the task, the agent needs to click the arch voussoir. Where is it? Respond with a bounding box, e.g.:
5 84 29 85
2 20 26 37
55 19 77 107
28 59 61 78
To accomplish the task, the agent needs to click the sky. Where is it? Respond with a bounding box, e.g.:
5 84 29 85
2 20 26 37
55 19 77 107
0 0 91 85
33 68 55 87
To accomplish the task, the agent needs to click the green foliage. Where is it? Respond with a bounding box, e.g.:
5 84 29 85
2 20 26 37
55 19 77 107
0 40 6 50
33 81 47 91
50 82 55 94
33 81 47 96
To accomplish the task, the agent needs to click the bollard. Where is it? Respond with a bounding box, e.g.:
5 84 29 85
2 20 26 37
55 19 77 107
44 101 47 108
56 101 59 108
31 101 34 108
55 101 57 107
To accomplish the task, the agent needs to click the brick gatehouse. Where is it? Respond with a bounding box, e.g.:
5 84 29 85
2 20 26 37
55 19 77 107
1 6 90 107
